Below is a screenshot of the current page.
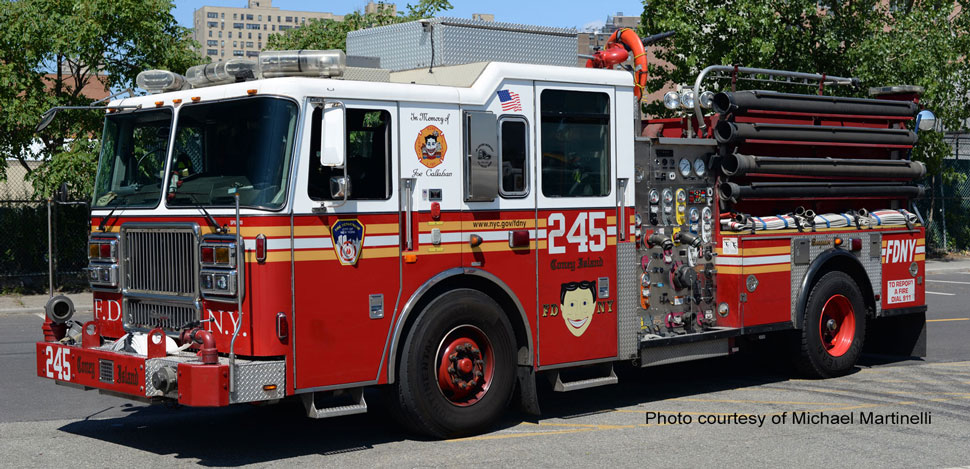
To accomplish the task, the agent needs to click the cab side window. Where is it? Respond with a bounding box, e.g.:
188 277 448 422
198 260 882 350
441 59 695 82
540 90 610 198
499 117 529 197
309 107 391 200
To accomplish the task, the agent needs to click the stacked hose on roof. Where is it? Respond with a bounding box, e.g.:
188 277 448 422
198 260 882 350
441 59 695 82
721 153 926 179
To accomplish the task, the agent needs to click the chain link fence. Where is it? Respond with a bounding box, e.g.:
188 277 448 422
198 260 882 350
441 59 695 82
0 162 90 293
916 133 970 256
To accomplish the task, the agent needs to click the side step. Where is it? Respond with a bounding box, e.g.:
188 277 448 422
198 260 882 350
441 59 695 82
551 365 618 392
301 388 368 419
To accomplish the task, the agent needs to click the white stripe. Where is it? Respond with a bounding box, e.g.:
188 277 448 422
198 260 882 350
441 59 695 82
607 226 617 236
363 235 399 247
926 291 955 296
246 237 333 251
717 255 791 266
916 246 925 254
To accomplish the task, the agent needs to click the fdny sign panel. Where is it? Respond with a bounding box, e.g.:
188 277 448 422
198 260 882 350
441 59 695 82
884 239 917 264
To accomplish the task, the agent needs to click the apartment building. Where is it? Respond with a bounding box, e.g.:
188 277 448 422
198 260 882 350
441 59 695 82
192 0 396 60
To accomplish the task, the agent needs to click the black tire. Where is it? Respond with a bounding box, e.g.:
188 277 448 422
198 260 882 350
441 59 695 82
795 271 867 378
392 289 516 439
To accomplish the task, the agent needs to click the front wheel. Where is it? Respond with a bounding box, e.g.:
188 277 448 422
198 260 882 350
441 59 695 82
796 271 867 378
392 289 516 438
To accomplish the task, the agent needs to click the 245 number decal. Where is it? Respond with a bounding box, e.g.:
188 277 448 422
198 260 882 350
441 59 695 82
548 212 607 254
44 345 71 381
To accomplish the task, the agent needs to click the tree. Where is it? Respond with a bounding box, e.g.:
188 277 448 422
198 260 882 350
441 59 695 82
0 0 203 200
266 0 453 51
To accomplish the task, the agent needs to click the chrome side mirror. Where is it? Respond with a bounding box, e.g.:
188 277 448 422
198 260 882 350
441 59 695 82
330 176 351 199
321 102 346 167
916 110 936 132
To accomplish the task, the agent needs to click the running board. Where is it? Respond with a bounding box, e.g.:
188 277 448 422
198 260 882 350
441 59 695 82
551 366 618 392
301 388 367 419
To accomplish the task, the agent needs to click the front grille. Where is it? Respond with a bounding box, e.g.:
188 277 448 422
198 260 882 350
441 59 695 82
124 300 200 331
122 227 198 296
99 359 114 383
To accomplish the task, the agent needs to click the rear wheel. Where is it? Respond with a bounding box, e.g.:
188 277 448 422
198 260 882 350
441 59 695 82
796 271 867 378
392 289 516 438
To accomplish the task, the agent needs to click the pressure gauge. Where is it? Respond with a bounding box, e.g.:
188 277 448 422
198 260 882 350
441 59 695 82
694 158 707 177
676 189 687 203
679 158 692 178
701 222 712 243
689 207 700 223
662 188 673 204
702 207 713 222
648 189 660 204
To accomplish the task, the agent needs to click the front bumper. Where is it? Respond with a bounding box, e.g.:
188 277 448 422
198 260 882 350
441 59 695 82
36 335 285 407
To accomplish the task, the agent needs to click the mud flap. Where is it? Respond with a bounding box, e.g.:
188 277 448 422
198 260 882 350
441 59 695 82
864 310 927 358
515 365 540 417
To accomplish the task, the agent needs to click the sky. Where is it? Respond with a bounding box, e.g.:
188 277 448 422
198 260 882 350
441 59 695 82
171 0 646 31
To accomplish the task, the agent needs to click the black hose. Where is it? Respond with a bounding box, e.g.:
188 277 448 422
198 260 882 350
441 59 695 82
721 153 926 179
715 121 917 146
713 90 919 117
719 181 925 203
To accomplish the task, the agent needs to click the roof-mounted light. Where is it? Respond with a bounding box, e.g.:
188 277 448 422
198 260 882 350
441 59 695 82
136 70 187 94
185 58 258 88
257 49 346 78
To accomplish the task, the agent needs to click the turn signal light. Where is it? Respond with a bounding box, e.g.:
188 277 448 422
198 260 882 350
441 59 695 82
214 246 231 264
201 246 214 264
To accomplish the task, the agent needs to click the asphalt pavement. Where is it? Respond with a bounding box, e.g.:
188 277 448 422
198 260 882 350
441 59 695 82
0 262 968 467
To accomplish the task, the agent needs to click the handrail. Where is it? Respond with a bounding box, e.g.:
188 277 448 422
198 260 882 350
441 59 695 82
692 65 858 132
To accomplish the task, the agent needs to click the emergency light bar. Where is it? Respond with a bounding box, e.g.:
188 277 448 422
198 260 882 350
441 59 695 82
257 49 346 78
185 58 258 87
136 70 188 94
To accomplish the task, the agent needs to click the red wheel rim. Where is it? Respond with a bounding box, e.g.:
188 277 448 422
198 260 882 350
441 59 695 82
435 325 494 407
818 294 856 357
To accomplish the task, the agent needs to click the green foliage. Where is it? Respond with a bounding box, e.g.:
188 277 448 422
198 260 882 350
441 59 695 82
0 0 203 200
641 0 970 174
266 0 453 51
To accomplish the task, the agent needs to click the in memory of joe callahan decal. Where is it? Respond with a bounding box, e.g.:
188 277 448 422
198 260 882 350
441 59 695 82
415 125 447 168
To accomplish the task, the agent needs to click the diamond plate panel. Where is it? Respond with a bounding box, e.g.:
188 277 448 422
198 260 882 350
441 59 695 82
617 241 639 359
144 355 285 403
347 17 578 72
231 360 286 403
790 232 882 326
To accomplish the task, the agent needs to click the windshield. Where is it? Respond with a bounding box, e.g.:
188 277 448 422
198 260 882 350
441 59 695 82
92 109 173 208
167 97 298 210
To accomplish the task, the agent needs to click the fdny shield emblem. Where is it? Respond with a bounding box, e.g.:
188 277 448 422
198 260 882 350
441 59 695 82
331 219 365 266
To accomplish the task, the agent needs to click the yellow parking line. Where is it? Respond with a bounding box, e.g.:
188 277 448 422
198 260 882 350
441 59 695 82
927 318 970 322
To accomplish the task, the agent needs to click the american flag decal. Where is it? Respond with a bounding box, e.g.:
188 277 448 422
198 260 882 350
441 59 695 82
497 89 522 112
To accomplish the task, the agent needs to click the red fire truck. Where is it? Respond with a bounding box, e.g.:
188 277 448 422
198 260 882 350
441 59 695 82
36 33 934 438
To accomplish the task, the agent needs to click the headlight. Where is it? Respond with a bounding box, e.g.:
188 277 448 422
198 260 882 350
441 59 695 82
679 89 695 109
663 91 681 110
699 91 715 109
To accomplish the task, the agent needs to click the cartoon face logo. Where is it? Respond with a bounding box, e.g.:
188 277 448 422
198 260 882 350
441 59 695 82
331 219 364 266
560 280 596 337
415 125 447 168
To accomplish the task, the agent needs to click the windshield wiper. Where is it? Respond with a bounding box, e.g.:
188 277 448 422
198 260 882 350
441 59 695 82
183 191 227 234
98 197 130 232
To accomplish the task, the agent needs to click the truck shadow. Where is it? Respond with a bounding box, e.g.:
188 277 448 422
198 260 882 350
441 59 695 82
57 350 920 465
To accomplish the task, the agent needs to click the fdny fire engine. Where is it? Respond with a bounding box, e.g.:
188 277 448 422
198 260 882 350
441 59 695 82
36 19 934 438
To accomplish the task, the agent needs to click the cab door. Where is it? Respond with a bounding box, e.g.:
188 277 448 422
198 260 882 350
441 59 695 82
534 83 618 366
292 99 401 390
